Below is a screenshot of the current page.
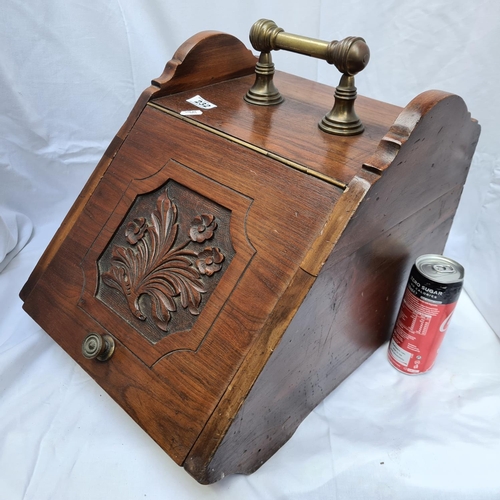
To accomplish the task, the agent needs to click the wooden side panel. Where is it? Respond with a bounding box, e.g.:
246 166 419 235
187 91 480 483
197 188 463 482
330 90 481 265
151 31 256 97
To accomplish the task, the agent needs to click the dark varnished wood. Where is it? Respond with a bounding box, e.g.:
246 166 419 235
79 158 256 367
152 73 402 186
20 32 480 484
22 102 341 463
151 31 256 97
96 180 234 343
185 89 480 483
332 90 480 265
20 31 256 303
196 186 463 482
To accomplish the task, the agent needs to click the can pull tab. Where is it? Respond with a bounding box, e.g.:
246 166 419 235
432 264 455 274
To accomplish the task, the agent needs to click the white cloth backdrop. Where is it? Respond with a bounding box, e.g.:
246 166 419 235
1 1 499 499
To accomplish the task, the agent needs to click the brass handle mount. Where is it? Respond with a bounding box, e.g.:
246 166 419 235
82 333 115 361
245 19 370 136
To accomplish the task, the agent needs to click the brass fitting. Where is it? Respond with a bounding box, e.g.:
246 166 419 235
244 19 370 136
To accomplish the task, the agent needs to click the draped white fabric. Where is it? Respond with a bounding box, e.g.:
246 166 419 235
0 209 32 273
1 1 499 498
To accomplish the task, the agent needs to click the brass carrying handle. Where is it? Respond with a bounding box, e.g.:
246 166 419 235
249 19 370 76
245 19 370 136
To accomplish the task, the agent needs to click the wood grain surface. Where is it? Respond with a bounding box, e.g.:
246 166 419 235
20 32 480 484
20 31 256 303
184 91 480 483
152 72 402 186
22 103 342 464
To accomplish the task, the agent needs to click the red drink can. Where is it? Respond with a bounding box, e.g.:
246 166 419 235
388 254 464 375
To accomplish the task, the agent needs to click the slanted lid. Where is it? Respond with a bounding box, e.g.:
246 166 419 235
151 72 402 187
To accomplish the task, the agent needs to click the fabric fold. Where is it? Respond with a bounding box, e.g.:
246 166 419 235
0 208 33 272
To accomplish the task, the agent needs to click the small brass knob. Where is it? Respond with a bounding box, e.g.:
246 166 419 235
82 333 115 361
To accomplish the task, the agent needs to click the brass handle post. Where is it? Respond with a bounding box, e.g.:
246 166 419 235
245 19 370 136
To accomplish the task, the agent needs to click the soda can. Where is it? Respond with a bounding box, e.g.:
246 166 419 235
388 254 464 375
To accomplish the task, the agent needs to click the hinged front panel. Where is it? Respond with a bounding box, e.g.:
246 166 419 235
22 103 342 464
79 159 254 366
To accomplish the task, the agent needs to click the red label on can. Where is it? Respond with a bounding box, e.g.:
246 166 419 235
388 288 456 374
388 260 463 375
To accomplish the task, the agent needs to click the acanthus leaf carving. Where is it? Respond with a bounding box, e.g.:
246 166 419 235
101 189 224 332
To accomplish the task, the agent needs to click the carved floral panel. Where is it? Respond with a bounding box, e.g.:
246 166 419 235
97 180 234 344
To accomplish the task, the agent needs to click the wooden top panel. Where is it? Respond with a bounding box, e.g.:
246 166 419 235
152 72 402 186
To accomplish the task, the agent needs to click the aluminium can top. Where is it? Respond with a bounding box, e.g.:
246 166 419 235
416 254 465 284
